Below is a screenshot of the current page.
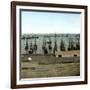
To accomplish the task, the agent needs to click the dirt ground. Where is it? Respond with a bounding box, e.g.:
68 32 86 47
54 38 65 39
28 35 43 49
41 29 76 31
20 55 80 78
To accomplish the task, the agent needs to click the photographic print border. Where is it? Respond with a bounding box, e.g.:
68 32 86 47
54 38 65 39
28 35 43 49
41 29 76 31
11 1 88 89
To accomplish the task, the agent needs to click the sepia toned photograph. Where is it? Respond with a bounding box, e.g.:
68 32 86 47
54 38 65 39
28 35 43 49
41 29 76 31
20 10 80 79
11 1 87 88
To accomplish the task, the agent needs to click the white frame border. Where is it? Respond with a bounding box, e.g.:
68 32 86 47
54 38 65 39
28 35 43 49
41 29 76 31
16 5 85 85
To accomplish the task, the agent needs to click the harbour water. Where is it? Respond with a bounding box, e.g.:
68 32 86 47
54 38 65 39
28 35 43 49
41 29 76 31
21 34 80 55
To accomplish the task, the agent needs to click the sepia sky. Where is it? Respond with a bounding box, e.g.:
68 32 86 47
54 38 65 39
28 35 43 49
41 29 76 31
21 11 81 34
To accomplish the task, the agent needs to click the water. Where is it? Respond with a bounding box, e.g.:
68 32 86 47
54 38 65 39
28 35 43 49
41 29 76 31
21 34 80 54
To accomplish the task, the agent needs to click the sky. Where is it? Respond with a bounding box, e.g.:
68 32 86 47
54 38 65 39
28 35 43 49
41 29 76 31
21 10 81 34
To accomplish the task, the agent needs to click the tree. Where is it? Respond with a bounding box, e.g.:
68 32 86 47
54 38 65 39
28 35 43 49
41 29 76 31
53 34 57 55
33 44 37 53
48 38 52 54
68 39 75 51
70 40 74 50
60 40 65 51
53 41 57 55
48 44 52 51
42 40 48 55
68 39 71 51
76 40 80 50
29 42 33 54
25 40 28 54
33 35 38 54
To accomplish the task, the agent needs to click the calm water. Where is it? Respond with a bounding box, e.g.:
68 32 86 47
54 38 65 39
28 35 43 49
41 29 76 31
21 34 80 54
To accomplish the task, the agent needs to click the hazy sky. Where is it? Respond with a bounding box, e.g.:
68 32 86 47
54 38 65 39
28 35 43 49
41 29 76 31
21 10 81 34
